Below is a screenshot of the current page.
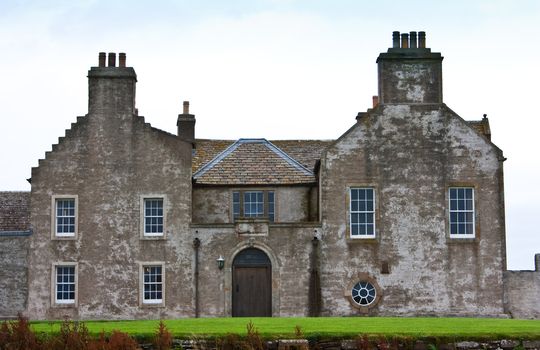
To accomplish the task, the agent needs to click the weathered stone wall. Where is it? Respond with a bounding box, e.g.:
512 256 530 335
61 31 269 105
26 61 194 320
193 223 320 317
0 234 28 318
504 263 540 319
319 104 506 316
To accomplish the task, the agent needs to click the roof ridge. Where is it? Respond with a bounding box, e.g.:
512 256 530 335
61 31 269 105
192 138 314 180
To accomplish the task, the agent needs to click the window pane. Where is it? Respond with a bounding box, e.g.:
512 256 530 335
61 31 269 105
359 189 365 200
366 213 374 225
268 191 275 223
366 224 374 235
358 224 366 235
359 213 366 224
366 200 373 211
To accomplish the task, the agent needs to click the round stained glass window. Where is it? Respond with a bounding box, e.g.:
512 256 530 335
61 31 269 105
351 281 376 306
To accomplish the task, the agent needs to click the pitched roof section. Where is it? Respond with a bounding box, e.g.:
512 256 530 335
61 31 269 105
0 191 30 233
193 139 324 185
192 139 235 173
271 140 333 170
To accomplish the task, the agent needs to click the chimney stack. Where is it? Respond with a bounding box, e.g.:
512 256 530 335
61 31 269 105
409 31 418 48
88 51 137 115
392 31 400 48
177 100 196 145
119 53 126 67
418 31 426 48
372 96 379 108
98 52 106 67
376 31 443 104
108 52 116 67
401 33 409 48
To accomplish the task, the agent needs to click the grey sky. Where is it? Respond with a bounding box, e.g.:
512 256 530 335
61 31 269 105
0 0 538 269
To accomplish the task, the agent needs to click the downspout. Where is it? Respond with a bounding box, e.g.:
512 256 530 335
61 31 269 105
308 235 321 316
193 237 200 318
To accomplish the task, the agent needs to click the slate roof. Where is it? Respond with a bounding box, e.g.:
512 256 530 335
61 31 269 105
193 139 331 185
0 191 30 233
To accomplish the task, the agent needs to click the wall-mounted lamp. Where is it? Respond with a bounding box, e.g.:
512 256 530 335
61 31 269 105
217 255 225 270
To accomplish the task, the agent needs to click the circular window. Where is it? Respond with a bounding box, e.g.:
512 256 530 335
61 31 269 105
351 281 376 306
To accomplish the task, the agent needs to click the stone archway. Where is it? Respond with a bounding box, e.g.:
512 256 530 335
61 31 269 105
231 248 272 317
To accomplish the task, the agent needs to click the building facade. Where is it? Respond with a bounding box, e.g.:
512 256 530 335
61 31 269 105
1 31 539 320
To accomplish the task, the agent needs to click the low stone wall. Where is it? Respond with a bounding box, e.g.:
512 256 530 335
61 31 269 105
504 254 540 319
138 339 540 350
0 234 29 318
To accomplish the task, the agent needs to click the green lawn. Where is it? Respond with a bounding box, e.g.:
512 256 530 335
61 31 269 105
30 317 540 340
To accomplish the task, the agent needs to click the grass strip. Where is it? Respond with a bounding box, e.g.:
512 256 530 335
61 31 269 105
30 317 540 341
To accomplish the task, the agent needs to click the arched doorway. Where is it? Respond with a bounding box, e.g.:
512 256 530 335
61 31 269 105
232 248 272 317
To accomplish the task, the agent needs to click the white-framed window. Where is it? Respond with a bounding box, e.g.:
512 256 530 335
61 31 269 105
52 263 77 306
350 187 376 238
51 195 78 238
140 196 166 238
232 190 275 222
140 263 164 305
449 187 475 238
144 198 163 235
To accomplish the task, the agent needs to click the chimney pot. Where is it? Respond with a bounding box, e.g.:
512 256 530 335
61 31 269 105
98 52 106 67
410 31 418 48
418 31 426 48
119 53 126 67
183 101 190 114
108 52 116 67
372 96 379 108
401 33 409 49
392 31 401 48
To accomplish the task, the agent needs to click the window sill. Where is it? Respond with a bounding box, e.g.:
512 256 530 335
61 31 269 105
346 236 379 244
447 236 478 244
140 302 165 308
140 235 166 241
52 235 76 241
52 303 77 308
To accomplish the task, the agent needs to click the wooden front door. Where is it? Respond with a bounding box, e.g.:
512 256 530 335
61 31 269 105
232 248 272 317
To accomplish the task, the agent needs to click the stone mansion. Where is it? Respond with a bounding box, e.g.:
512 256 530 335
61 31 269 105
0 31 538 320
